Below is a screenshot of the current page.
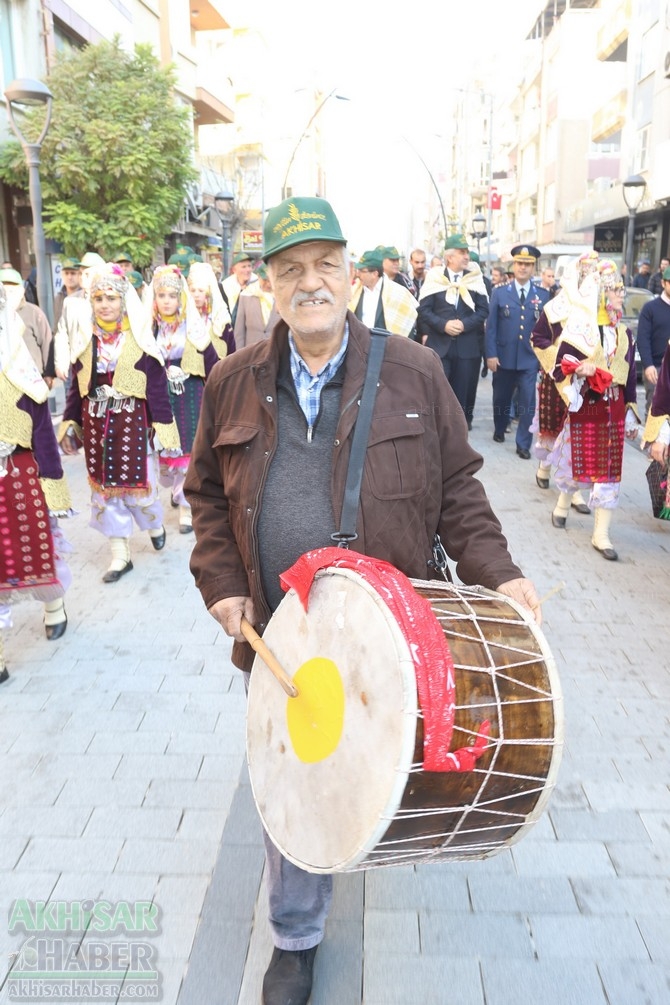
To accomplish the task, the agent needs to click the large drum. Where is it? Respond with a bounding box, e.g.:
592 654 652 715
247 565 562 874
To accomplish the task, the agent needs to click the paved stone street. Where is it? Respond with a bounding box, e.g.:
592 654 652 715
1 376 669 1005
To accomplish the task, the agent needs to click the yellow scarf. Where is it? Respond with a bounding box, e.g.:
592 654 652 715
241 283 274 327
419 263 488 311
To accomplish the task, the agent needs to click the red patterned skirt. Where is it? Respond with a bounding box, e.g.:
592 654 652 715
0 450 57 592
569 391 625 482
82 398 150 495
537 372 567 439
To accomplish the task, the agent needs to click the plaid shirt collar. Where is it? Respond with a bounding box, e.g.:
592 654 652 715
288 324 349 427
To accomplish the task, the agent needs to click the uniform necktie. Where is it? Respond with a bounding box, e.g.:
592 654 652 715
519 289 526 304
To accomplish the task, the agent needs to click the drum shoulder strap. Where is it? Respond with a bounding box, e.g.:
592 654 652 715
332 328 390 548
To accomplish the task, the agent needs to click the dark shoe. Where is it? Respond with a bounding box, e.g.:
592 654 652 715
0 666 8 684
262 946 317 1005
150 527 166 551
493 433 505 443
179 523 194 535
45 614 67 641
536 472 550 489
551 513 567 529
516 447 531 459
593 543 618 561
571 502 591 515
102 560 134 584
170 494 178 509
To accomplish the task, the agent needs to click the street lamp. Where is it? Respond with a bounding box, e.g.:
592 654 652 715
4 78 54 324
281 89 348 200
214 190 235 278
622 173 647 285
471 212 487 258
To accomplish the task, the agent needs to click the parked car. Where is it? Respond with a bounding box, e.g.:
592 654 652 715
623 286 654 381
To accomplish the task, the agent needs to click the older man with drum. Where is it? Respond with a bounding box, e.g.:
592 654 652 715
185 197 541 1005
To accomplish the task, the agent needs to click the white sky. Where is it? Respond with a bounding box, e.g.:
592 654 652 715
221 0 547 254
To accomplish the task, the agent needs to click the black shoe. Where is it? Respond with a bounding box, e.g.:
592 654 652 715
536 472 550 489
592 543 618 561
493 433 505 443
262 946 317 1005
150 527 166 551
45 613 68 641
0 667 8 684
516 447 531 459
571 502 591 515
551 512 567 529
170 494 178 509
179 523 194 535
102 560 134 584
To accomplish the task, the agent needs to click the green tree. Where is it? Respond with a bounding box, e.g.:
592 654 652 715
0 37 197 267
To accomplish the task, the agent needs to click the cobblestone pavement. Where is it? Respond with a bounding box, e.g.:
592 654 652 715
1 377 669 1005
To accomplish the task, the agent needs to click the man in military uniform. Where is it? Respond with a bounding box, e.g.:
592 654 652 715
485 245 550 458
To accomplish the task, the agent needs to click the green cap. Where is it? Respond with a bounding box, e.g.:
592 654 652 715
128 270 145 290
444 234 469 250
356 250 383 272
255 262 269 280
263 197 347 261
382 246 401 260
468 250 480 263
662 267 670 281
113 251 132 264
167 251 192 277
232 252 253 265
0 267 22 285
60 256 81 270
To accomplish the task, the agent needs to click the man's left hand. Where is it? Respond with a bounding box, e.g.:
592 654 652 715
496 577 542 626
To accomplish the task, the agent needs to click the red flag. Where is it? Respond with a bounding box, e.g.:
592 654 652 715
488 186 502 210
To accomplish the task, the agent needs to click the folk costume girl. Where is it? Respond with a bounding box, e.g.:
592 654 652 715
152 264 222 534
532 252 596 516
532 257 639 560
186 260 236 357
0 283 72 682
59 264 180 583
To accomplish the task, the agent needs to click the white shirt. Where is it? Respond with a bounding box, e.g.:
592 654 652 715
361 278 382 329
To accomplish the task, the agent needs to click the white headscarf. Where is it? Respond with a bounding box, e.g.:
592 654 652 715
0 282 48 403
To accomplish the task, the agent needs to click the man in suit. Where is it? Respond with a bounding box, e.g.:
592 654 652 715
485 244 550 458
349 250 417 337
234 263 281 348
418 234 489 429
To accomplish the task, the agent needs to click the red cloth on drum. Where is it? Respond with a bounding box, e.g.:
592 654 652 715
82 399 150 495
280 547 490 773
0 451 57 592
537 372 567 439
569 392 625 482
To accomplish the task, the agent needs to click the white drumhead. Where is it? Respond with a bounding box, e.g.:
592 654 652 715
246 567 418 873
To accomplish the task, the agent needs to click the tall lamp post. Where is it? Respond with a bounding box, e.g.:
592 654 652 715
214 190 235 279
471 212 487 260
281 89 348 200
622 173 647 285
4 78 54 323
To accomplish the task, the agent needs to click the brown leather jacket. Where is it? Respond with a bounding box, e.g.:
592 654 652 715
185 312 522 669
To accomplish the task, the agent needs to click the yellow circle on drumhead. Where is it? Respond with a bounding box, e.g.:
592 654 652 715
286 657 345 763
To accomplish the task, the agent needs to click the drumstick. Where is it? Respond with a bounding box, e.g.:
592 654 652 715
537 581 566 606
240 617 299 698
